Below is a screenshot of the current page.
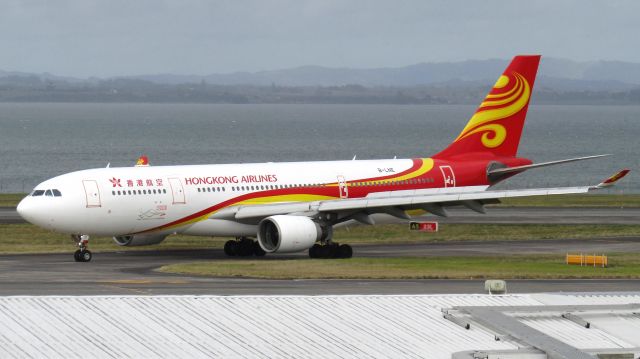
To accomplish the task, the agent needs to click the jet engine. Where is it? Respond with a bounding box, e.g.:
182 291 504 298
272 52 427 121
257 215 322 253
112 234 167 246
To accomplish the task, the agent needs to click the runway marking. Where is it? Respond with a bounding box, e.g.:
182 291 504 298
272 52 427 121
100 279 190 285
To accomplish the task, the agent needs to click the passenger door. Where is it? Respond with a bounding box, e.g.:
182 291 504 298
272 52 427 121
168 178 186 204
82 180 101 208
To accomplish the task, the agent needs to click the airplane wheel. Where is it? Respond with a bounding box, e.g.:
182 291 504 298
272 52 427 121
80 250 92 262
338 244 353 259
237 239 253 256
319 244 335 258
74 250 82 262
224 240 237 256
326 243 338 258
253 242 266 257
309 244 320 258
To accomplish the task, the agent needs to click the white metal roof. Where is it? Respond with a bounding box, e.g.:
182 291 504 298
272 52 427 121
0 293 639 359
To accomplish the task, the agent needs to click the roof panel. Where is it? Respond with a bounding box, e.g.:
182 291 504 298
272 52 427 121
0 294 639 358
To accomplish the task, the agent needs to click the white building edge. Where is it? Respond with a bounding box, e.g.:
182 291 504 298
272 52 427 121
1 293 640 358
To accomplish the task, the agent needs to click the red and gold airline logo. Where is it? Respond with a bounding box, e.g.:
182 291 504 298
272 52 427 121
136 155 149 167
455 71 531 148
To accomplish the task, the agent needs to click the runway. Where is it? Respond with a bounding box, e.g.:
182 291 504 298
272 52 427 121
2 237 640 295
3 206 640 224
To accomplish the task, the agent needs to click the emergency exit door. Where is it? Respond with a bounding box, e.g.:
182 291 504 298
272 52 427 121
337 175 349 199
439 166 456 188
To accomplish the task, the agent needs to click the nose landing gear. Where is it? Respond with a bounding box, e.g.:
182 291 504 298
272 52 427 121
72 234 92 262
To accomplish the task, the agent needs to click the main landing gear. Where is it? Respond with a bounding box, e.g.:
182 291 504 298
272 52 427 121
224 237 266 257
309 242 353 259
72 234 92 262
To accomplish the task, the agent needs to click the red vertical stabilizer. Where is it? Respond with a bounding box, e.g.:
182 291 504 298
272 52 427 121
433 55 541 160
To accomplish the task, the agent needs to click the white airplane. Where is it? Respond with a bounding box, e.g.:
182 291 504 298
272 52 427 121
17 55 629 262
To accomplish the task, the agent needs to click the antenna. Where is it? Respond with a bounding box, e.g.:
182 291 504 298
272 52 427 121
352 155 357 160
106 163 111 168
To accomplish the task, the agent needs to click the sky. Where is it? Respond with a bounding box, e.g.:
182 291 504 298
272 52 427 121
1 0 639 77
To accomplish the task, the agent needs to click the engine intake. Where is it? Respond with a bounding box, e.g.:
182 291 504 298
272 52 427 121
112 234 167 246
257 215 321 253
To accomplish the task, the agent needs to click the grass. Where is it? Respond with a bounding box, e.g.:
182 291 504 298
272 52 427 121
0 193 26 207
1 222 640 254
1 193 639 208
332 223 640 244
0 224 227 254
158 254 640 280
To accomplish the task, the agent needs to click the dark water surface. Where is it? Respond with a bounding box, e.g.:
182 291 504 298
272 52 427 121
0 103 637 193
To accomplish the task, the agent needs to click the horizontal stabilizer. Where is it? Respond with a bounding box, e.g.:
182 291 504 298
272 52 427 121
488 154 610 176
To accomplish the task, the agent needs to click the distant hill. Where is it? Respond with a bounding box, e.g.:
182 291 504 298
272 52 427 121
2 58 640 91
2 58 640 105
122 58 640 91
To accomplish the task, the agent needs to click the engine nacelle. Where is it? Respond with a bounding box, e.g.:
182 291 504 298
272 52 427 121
112 234 167 246
257 215 321 253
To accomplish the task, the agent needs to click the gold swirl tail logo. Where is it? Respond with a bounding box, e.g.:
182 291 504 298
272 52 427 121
455 72 531 148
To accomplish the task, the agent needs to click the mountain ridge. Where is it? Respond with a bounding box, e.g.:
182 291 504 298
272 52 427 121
2 57 640 92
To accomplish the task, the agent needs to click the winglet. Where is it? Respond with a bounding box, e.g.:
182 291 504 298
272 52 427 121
594 169 630 189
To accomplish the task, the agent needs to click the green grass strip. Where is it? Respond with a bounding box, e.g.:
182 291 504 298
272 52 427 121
1 223 640 254
159 254 640 280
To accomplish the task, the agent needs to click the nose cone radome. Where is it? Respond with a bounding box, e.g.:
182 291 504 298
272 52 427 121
17 197 51 228
17 197 36 224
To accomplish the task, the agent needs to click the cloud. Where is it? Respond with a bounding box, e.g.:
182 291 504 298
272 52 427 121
1 0 639 77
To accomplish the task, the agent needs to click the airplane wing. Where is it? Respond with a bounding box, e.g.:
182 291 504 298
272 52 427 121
213 169 630 224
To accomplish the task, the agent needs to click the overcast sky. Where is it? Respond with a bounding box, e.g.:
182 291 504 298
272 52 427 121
1 0 639 77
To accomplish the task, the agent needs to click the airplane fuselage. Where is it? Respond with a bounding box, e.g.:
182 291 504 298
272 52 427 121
17 156 529 237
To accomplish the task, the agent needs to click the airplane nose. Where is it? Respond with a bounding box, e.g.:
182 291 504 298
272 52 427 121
16 197 31 220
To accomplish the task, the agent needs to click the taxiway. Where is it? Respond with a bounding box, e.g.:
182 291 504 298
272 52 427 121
2 238 640 295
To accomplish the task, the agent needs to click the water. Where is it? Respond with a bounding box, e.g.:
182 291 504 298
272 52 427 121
0 103 638 193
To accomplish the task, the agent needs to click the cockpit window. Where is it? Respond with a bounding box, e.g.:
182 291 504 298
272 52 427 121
31 189 62 197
